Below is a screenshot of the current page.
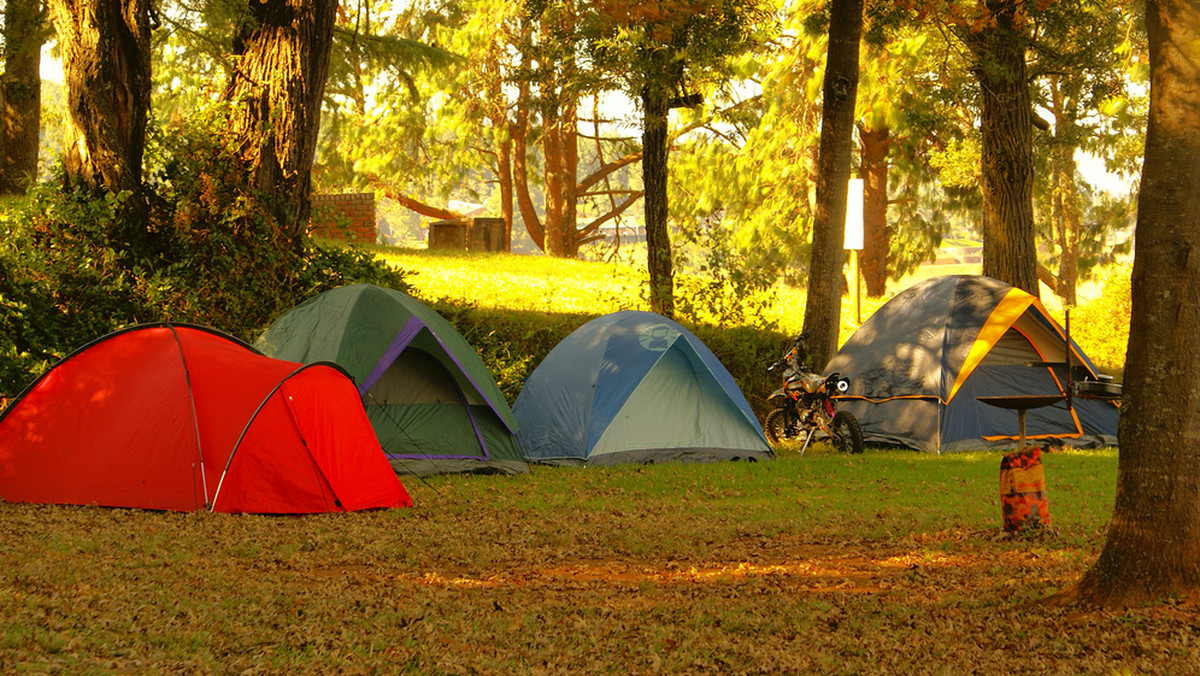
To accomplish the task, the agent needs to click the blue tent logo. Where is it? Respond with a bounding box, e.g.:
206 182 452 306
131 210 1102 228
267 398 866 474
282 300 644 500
638 324 680 352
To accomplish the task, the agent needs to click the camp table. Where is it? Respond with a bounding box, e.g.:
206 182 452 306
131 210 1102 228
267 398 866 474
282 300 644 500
976 394 1066 452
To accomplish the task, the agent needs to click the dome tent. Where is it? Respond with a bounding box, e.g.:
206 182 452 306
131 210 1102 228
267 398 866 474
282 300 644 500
824 275 1120 453
0 324 412 513
255 284 527 477
513 311 773 466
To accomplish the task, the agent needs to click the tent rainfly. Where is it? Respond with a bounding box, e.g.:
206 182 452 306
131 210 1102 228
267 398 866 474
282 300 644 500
824 275 1120 453
0 324 412 513
255 284 528 477
513 311 773 466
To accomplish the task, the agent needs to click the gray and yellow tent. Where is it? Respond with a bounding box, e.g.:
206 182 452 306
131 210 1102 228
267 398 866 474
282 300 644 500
255 284 528 476
825 275 1119 453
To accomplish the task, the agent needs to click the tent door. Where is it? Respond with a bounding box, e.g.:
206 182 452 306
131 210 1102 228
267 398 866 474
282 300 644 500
363 349 489 458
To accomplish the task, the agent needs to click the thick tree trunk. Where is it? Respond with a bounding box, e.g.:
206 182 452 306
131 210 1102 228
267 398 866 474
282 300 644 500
642 84 674 318
226 0 337 250
48 0 151 221
967 0 1040 297
802 0 862 370
1 0 45 196
859 123 890 298
1064 0 1200 609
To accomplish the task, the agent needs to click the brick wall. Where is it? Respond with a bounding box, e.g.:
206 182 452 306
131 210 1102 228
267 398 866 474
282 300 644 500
309 193 376 243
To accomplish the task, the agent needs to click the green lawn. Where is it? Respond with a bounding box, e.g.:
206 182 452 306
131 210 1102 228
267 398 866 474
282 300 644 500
4 447 1192 674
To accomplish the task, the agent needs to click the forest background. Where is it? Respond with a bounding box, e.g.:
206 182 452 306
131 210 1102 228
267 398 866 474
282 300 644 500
0 0 1144 402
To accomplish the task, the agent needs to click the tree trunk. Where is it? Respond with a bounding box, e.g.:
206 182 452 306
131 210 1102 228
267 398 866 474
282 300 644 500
802 0 862 370
1049 77 1080 306
859 123 890 298
642 83 674 318
510 54 544 251
226 0 337 250
966 0 1040 297
543 96 567 256
1064 0 1200 609
562 98 579 258
484 46 513 251
1 0 45 196
1051 145 1080 306
497 132 514 252
48 0 151 223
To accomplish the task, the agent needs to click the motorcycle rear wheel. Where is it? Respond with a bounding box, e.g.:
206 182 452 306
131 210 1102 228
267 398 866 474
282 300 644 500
830 411 865 454
764 409 801 445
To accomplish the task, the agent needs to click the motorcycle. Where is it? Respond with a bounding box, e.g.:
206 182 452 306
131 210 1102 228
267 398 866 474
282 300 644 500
764 332 864 455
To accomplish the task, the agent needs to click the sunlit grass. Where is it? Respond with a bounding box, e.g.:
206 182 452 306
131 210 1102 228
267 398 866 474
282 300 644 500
370 245 886 341
371 246 650 316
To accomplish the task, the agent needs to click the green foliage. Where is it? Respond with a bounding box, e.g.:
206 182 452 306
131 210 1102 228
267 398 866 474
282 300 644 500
0 114 407 399
0 195 145 395
1063 263 1131 378
673 216 781 330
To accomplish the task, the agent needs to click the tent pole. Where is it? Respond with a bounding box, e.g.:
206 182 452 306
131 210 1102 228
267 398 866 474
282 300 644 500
1065 309 1073 418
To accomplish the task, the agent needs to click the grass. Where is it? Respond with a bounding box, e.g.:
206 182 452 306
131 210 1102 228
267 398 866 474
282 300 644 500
5 447 1194 674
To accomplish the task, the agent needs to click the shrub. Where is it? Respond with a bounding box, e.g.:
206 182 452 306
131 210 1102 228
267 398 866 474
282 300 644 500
1069 264 1131 378
0 115 407 400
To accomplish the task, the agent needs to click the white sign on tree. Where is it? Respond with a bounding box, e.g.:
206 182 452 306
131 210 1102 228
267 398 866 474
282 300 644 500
844 178 864 251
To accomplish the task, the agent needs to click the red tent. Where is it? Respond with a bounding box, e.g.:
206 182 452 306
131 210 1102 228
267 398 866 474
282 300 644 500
0 324 412 513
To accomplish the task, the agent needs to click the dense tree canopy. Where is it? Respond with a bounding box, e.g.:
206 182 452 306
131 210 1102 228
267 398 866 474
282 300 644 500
16 0 1148 316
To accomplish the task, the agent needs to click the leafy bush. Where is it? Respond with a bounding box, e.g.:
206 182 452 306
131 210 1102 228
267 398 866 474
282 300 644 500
1068 263 1131 378
0 115 407 401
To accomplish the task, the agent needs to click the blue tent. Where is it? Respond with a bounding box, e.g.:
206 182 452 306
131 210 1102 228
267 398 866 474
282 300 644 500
513 311 773 466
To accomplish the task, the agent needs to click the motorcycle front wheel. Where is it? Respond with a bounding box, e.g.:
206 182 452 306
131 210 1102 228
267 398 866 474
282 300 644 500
830 410 865 454
764 409 801 445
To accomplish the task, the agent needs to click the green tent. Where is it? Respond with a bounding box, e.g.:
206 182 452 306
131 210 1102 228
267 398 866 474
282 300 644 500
255 284 528 476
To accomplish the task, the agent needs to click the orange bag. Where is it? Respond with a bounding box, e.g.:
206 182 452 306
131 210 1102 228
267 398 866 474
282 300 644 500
999 446 1051 532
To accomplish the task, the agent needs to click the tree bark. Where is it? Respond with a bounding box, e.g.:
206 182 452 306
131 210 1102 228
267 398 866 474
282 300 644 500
859 123 890 298
642 82 674 318
562 98 579 257
1051 145 1080 306
226 0 337 250
510 52 544 250
1063 0 1200 609
543 95 567 256
802 0 862 370
1 0 45 196
966 0 1040 297
483 46 513 250
48 0 151 219
1049 77 1080 306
